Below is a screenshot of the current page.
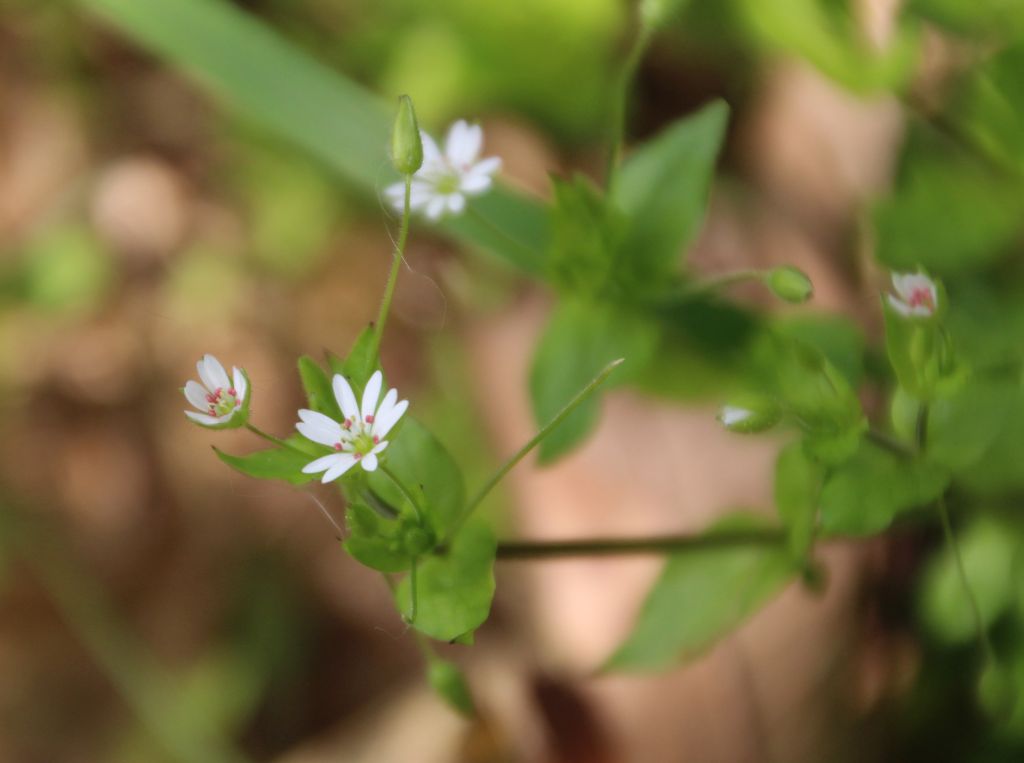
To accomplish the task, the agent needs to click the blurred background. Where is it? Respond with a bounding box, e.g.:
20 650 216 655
2 0 1024 761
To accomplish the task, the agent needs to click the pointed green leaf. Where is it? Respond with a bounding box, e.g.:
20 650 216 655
297 356 340 419
614 100 728 285
605 513 794 672
214 447 315 485
774 442 822 558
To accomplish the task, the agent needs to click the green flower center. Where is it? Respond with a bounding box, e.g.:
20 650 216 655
207 388 239 418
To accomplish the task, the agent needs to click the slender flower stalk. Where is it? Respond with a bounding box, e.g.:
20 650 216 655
373 175 411 359
605 22 653 193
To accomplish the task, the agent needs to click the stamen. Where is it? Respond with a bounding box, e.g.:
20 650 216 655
373 435 379 444
365 414 375 424
228 388 237 397
206 393 217 403
333 443 343 451
354 452 362 460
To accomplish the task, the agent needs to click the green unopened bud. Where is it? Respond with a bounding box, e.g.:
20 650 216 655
766 266 814 304
718 397 781 434
391 95 423 176
427 659 476 718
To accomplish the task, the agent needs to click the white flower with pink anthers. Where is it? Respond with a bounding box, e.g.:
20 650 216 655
887 272 939 318
385 119 501 221
183 354 249 428
296 370 409 483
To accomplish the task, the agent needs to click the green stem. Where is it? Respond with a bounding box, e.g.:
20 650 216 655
406 559 418 624
372 174 412 358
605 23 653 193
381 463 424 522
495 528 786 560
914 404 929 454
245 422 295 451
937 495 994 665
449 358 624 542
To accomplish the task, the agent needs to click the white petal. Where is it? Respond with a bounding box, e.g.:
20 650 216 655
302 453 343 474
460 173 492 194
185 410 223 426
296 409 344 446
360 453 379 472
322 454 357 482
184 380 209 411
420 131 441 164
407 180 434 209
202 354 231 391
445 120 482 167
469 155 501 178
384 181 406 210
232 367 248 403
720 406 752 426
375 389 398 424
374 398 408 438
361 370 383 421
446 193 466 214
425 196 446 220
886 294 912 316
369 440 389 456
332 374 360 422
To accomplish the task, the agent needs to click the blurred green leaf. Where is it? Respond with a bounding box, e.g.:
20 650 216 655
774 442 822 558
547 173 622 294
22 225 113 314
367 418 465 538
919 517 1020 645
774 313 865 388
958 391 1024 496
427 659 476 718
396 520 496 642
874 131 1024 276
909 0 1024 36
78 0 549 274
957 42 1024 177
530 298 658 462
214 447 316 485
819 441 949 535
926 377 1019 473
605 513 794 671
614 100 728 290
736 0 919 92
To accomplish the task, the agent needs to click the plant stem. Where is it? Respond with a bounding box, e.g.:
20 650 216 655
372 174 411 359
495 528 786 560
937 495 994 665
605 22 653 193
381 463 424 522
405 559 419 624
914 404 929 453
450 358 624 541
245 422 294 451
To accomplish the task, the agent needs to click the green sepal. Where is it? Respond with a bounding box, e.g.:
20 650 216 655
328 325 379 394
427 659 476 718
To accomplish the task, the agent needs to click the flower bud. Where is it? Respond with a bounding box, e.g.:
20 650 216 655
766 266 814 304
390 95 423 176
718 398 781 434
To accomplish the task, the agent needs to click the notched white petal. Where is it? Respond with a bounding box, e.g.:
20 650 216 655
361 371 383 421
302 453 343 475
332 374 360 421
184 380 209 411
374 398 408 438
360 453 379 472
322 454 357 482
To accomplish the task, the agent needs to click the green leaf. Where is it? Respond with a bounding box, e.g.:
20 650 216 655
919 517 1020 645
604 514 794 671
297 356 341 419
774 313 865 388
530 298 658 462
547 173 622 294
76 0 548 275
427 659 476 718
343 504 419 574
774 442 822 558
874 129 1024 275
958 391 1024 496
614 101 728 287
926 377 1019 473
214 446 315 485
818 441 949 536
327 325 378 393
396 521 496 642
366 418 465 538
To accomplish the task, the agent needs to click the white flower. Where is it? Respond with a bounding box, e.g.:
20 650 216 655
296 370 409 483
183 354 249 428
385 119 501 221
887 272 938 318
719 406 753 428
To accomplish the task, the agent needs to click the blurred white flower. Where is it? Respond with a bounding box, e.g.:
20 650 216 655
296 370 409 483
183 354 249 428
385 120 501 220
719 406 753 428
888 272 938 318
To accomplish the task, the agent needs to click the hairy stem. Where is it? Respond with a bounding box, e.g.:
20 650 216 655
605 23 653 192
372 174 412 358
495 528 786 560
245 422 294 451
450 358 624 542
